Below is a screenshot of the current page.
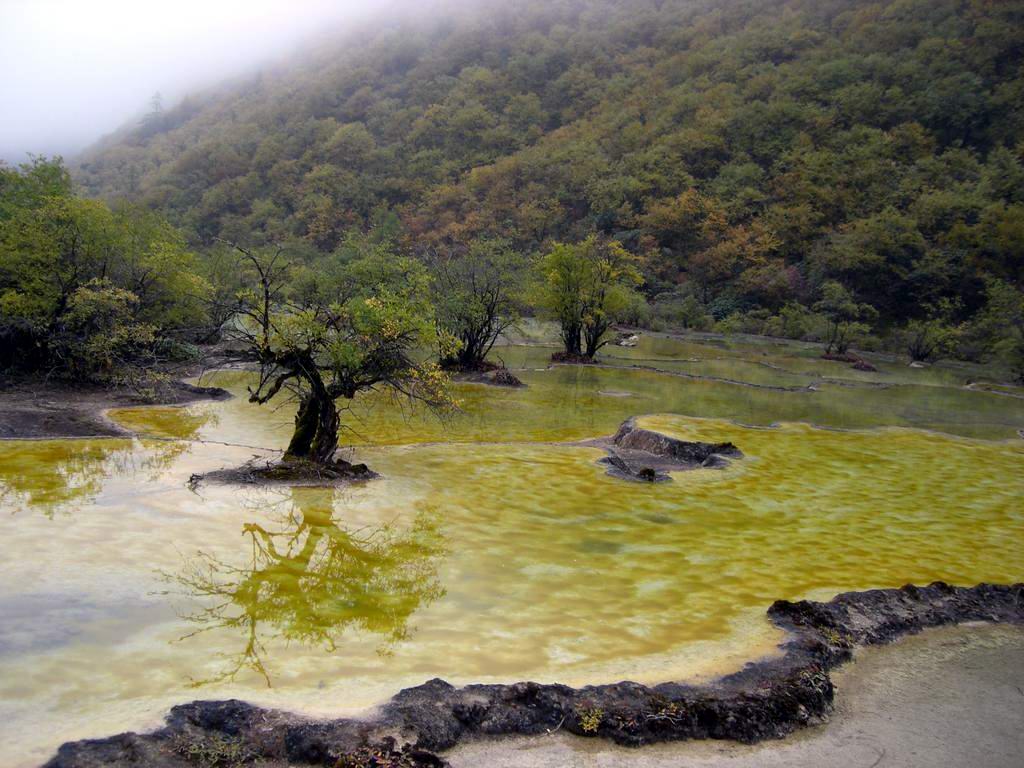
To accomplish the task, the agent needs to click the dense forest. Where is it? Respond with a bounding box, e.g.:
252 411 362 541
3 0 1023 381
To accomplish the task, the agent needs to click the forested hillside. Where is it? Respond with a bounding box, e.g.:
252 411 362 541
74 0 1022 346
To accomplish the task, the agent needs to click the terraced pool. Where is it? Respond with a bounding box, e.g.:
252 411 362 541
1 333 1022 766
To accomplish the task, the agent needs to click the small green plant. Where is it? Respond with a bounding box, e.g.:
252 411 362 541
577 706 604 734
172 733 252 767
644 698 686 726
820 627 853 647
335 745 419 768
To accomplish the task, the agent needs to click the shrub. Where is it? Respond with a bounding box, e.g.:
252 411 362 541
763 302 815 340
649 291 714 331
0 157 210 380
51 280 157 383
708 295 745 321
901 299 962 362
969 278 1024 381
715 308 771 335
813 281 878 355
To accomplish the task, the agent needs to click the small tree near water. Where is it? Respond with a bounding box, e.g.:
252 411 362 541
225 239 454 467
535 235 643 360
814 281 877 356
429 236 526 370
901 299 962 362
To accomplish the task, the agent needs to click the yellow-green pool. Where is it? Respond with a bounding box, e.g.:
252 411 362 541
1 334 1022 766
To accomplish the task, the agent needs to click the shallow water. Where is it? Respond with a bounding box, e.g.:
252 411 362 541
1 334 1022 766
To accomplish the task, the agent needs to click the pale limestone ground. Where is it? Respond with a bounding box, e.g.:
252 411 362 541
447 623 1024 768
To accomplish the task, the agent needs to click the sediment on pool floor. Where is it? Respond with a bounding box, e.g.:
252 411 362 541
43 581 1024 768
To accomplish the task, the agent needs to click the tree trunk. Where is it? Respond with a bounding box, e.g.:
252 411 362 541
583 320 608 359
285 391 340 464
309 396 340 465
561 321 582 356
457 331 484 369
285 395 320 460
825 321 839 355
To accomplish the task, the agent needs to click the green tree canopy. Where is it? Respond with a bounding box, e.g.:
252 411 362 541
535 234 643 359
0 157 208 379
226 236 455 465
429 236 528 370
813 280 878 355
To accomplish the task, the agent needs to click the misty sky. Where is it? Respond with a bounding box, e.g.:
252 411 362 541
0 0 390 164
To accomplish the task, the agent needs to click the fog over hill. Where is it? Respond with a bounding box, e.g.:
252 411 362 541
0 0 398 163
61 0 1022 326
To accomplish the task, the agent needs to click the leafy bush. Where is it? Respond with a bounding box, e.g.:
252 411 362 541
715 308 770 335
649 291 714 331
814 282 878 355
0 158 210 380
51 280 156 383
899 299 963 362
762 302 820 341
154 338 203 363
970 278 1024 381
708 295 745 322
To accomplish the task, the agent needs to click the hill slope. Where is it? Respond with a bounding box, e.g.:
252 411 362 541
75 0 1024 324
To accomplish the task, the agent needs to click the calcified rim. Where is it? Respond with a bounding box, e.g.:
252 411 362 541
45 581 1024 767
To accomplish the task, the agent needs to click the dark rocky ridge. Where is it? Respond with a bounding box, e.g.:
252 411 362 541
597 417 742 481
44 581 1024 768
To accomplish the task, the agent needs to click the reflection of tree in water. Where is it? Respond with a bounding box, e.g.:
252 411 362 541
0 441 123 516
170 489 447 686
0 411 211 518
